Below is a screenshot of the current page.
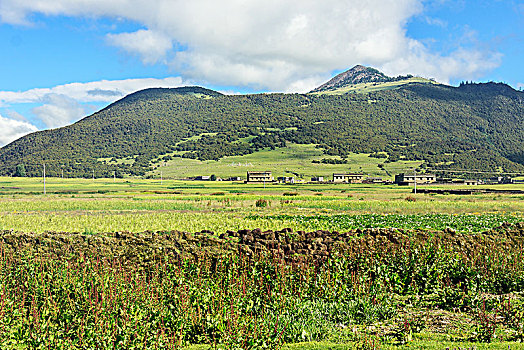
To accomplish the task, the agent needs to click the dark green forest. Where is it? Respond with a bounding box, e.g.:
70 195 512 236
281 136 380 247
0 83 523 177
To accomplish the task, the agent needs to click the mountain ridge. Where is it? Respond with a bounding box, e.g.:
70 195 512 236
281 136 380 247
0 68 523 178
309 65 433 93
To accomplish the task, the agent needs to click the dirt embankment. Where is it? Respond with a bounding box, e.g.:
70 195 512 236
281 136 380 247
1 222 523 265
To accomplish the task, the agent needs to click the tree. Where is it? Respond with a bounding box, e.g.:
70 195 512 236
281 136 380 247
14 164 26 177
210 174 217 181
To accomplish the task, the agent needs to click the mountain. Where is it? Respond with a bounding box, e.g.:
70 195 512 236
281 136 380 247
311 65 391 92
310 65 438 94
0 75 523 178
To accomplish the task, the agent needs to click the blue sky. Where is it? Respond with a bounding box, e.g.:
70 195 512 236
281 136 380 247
0 0 522 145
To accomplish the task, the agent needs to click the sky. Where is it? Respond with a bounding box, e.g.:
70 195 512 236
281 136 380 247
0 0 522 145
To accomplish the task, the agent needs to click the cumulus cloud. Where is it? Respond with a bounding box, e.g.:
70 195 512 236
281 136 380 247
380 41 503 84
107 29 173 64
0 77 186 129
0 77 185 105
31 94 86 129
0 114 38 146
0 0 504 91
5 110 30 122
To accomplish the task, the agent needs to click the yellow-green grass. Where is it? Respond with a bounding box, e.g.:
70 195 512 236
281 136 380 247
0 177 521 234
97 155 137 165
1 177 523 349
309 77 440 95
149 143 422 180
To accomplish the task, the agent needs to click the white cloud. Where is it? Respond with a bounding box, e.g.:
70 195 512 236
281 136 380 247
5 110 30 122
31 94 86 129
424 16 447 28
0 77 186 130
0 114 38 146
107 29 173 64
0 77 185 105
0 0 504 91
380 41 503 84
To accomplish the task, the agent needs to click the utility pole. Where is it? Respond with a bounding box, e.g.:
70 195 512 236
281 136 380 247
160 171 163 185
92 169 95 181
113 171 116 183
43 163 46 195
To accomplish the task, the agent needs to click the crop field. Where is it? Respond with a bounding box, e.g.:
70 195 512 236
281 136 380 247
0 176 523 349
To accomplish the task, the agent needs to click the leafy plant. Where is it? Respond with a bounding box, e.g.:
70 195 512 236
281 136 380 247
473 300 498 343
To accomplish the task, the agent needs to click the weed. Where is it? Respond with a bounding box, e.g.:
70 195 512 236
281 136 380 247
473 300 497 342
256 199 270 208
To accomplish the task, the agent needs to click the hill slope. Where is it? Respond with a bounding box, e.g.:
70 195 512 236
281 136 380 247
310 65 438 94
0 80 523 178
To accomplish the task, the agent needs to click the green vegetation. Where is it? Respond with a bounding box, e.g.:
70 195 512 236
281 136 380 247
310 77 439 95
0 81 522 179
0 177 523 349
150 143 422 180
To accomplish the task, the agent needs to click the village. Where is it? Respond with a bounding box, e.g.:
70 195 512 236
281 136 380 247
188 171 521 186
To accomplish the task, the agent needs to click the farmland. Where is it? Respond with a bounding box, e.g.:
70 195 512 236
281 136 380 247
0 176 523 349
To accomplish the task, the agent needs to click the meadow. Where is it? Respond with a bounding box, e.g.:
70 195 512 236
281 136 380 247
148 143 424 180
0 176 523 349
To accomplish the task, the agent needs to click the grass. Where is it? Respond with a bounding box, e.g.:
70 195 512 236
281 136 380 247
149 143 423 180
309 77 440 95
0 176 523 349
0 177 521 234
3 222 524 349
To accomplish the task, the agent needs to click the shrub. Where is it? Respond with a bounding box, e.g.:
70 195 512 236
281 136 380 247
473 300 497 343
255 199 270 207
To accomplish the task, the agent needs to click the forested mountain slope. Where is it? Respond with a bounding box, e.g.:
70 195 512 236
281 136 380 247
0 82 523 178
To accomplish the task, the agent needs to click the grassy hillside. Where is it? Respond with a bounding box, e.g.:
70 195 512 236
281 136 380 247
0 82 522 178
310 77 439 95
150 143 422 180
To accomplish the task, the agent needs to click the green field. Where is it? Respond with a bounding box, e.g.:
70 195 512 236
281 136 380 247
1 177 523 349
0 177 522 234
149 143 423 180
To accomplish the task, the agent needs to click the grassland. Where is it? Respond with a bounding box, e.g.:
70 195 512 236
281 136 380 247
0 177 522 234
309 77 440 95
149 143 423 180
0 176 523 349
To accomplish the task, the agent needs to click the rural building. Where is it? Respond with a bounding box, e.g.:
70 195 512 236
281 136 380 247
395 173 436 185
246 171 273 183
436 178 479 186
277 176 295 184
311 176 325 182
485 176 513 184
333 173 364 183
363 177 383 184
226 176 242 181
195 175 211 181
454 179 479 186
